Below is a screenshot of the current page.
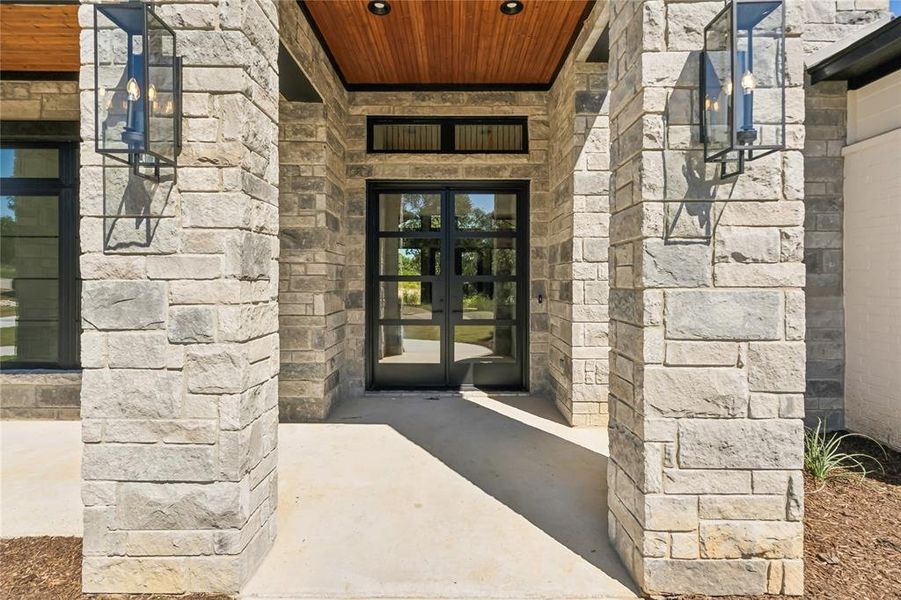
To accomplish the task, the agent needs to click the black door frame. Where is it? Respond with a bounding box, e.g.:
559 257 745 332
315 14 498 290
365 180 529 391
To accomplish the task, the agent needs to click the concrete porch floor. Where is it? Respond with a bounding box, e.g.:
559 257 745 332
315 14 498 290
0 420 82 538
0 394 637 599
243 392 638 600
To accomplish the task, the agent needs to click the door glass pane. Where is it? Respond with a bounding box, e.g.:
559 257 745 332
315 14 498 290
378 325 441 364
379 281 434 320
461 282 515 320
1 195 61 364
380 238 441 276
379 193 441 232
454 325 516 362
454 193 516 231
0 148 59 178
455 238 515 276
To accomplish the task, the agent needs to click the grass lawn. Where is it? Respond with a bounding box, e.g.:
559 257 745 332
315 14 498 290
0 326 15 347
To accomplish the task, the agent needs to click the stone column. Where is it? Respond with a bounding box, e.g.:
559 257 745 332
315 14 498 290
606 0 805 595
79 0 279 593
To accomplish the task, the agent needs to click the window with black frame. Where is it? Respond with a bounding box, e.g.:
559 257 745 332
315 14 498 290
0 142 79 368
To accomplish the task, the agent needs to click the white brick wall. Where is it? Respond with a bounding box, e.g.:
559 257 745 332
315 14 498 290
843 125 901 451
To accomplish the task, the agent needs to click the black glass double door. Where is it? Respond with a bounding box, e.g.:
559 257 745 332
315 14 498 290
367 181 528 389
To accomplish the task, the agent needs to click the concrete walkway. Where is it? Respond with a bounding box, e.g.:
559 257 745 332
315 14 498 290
243 393 638 599
0 420 82 537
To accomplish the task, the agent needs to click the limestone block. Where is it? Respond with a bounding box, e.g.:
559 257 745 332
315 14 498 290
748 392 780 418
116 482 244 529
642 239 712 287
665 290 782 340
671 531 699 559
82 281 166 330
699 521 803 559
664 341 739 366
748 343 806 392
678 419 803 469
714 227 780 263
645 366 748 418
782 558 804 595
169 306 217 343
83 445 217 482
185 345 248 394
643 559 768 596
83 557 184 594
124 531 215 556
107 333 168 369
81 369 180 419
699 495 787 520
146 255 222 280
643 494 699 532
714 263 806 287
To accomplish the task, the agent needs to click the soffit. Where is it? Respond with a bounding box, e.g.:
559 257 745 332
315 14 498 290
300 0 593 90
0 3 80 73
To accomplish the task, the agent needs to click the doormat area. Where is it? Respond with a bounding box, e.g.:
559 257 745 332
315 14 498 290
0 537 232 600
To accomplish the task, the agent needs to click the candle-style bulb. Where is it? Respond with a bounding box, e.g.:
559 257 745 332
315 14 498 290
724 79 733 96
126 77 141 101
741 70 756 93
147 84 157 102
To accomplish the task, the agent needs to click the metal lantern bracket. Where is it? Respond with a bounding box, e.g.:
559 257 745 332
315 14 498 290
699 0 786 179
93 2 182 182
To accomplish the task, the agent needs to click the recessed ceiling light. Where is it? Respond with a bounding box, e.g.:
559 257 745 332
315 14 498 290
500 1 523 15
368 1 390 16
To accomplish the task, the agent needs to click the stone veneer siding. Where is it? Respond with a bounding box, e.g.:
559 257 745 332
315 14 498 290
547 5 611 425
0 78 80 121
801 1 888 430
78 0 279 593
606 0 806 595
0 77 81 419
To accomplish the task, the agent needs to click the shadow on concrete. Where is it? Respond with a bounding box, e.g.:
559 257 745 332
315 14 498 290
331 393 639 595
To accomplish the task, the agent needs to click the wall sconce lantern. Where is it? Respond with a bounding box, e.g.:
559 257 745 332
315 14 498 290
94 2 182 180
700 0 785 178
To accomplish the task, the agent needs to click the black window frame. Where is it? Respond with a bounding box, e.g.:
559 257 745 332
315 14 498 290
367 116 529 155
0 140 80 370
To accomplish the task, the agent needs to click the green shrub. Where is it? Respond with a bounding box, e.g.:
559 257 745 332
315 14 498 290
804 419 884 486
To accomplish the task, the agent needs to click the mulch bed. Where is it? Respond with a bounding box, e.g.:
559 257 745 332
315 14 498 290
2 435 899 600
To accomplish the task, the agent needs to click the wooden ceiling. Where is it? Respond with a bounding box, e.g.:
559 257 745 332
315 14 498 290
301 0 593 89
0 3 80 73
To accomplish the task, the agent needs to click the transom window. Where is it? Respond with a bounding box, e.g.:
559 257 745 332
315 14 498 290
367 117 528 154
0 142 79 368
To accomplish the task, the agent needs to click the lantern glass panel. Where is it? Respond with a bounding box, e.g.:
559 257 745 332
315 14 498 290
146 11 177 163
703 7 733 162
734 0 784 151
95 5 147 156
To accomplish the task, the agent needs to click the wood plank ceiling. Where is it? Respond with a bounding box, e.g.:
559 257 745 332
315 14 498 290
0 3 80 72
301 0 593 88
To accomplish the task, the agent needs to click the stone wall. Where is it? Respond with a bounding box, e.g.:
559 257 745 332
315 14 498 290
78 0 279 593
277 2 349 420
546 4 611 425
801 1 889 429
0 78 79 121
0 77 81 420
0 371 81 419
606 0 806 595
